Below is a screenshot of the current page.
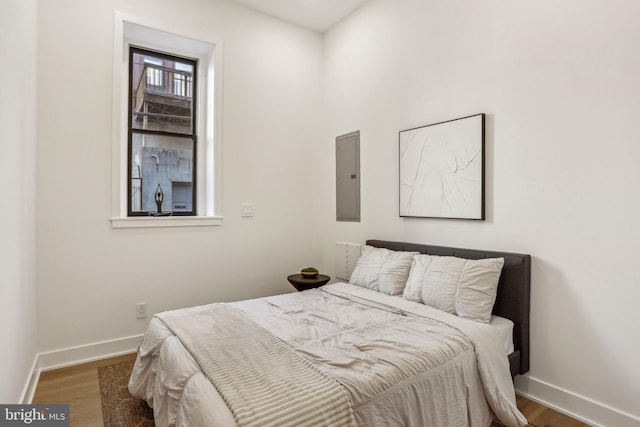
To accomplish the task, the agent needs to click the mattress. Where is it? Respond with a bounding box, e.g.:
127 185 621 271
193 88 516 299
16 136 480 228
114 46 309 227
129 282 526 427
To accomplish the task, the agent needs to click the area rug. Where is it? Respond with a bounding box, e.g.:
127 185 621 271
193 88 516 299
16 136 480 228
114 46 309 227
98 360 154 427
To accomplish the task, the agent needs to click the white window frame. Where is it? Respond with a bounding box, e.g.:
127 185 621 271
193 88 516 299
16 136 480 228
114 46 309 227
111 11 223 228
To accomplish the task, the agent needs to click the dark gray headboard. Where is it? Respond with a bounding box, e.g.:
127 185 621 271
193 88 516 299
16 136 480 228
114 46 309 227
366 239 531 376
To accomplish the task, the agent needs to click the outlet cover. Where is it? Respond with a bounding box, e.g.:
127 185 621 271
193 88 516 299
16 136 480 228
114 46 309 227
136 302 147 319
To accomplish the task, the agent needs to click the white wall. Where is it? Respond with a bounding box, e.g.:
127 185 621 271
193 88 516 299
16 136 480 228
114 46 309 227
36 0 323 351
321 1 640 425
0 0 38 403
27 0 640 423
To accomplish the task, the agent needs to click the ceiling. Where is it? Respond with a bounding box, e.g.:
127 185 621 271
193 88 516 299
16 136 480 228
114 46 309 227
229 0 369 33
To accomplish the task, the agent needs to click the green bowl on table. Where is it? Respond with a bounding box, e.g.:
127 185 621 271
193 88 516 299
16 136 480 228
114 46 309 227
300 267 319 278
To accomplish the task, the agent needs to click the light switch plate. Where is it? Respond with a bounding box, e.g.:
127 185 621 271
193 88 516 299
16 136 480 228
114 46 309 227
241 203 254 217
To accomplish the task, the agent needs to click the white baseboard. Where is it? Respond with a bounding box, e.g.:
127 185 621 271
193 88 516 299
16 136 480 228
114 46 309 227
37 334 143 372
21 334 144 403
19 355 40 404
515 375 640 427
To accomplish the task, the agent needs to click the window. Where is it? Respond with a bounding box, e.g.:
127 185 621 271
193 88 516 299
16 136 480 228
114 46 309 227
111 13 223 228
128 47 197 216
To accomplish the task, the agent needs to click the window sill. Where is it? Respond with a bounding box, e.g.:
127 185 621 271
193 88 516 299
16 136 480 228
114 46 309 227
111 215 223 229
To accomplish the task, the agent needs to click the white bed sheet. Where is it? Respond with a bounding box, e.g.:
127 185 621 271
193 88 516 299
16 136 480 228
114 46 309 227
129 283 525 427
490 315 515 355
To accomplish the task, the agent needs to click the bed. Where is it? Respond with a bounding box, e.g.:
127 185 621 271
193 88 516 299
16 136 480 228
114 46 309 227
129 239 531 427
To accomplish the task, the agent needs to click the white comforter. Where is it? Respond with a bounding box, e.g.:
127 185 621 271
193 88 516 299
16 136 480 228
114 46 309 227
129 282 527 427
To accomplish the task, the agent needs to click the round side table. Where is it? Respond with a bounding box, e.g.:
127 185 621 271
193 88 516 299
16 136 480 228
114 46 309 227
287 274 330 292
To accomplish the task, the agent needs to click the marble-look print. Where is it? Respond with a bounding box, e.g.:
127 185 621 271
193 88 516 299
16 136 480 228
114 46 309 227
400 114 484 219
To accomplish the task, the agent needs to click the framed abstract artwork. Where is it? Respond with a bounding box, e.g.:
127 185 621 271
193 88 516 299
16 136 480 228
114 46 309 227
399 114 485 220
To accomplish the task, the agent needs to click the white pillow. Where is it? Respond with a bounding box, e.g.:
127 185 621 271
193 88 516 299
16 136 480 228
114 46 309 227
349 246 419 295
403 255 504 323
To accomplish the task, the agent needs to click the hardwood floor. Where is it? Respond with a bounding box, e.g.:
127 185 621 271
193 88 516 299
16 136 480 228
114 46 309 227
516 394 591 427
32 353 137 427
32 353 591 427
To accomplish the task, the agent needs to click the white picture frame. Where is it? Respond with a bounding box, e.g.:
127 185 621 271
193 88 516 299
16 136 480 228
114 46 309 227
399 114 485 220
